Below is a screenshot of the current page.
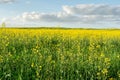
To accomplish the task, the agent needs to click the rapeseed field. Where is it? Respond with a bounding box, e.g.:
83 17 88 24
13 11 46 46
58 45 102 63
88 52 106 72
0 28 120 80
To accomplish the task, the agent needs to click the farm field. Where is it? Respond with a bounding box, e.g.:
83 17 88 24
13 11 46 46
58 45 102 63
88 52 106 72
0 28 120 80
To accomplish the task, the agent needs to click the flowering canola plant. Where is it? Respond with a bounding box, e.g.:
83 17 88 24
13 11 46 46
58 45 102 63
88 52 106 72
0 28 120 80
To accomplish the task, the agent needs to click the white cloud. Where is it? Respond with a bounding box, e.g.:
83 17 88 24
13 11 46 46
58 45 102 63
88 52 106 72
63 4 120 15
26 1 31 4
3 4 120 27
1 18 6 22
13 12 83 23
0 0 15 3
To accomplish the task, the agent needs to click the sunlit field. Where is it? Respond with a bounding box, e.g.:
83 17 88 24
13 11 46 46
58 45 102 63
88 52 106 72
0 28 120 80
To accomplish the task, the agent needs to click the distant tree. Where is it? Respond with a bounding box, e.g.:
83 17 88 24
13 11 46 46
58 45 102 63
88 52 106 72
1 22 6 28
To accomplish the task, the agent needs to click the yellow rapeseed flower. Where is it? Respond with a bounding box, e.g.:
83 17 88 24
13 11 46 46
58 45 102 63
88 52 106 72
105 58 110 63
31 63 34 68
109 78 115 80
100 53 105 57
102 68 108 74
97 72 100 76
0 55 3 62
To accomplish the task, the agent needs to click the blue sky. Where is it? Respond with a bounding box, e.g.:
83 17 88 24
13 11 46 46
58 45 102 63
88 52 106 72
0 0 120 28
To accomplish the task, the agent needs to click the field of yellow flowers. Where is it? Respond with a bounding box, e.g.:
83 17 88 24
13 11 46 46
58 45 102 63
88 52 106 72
0 28 120 80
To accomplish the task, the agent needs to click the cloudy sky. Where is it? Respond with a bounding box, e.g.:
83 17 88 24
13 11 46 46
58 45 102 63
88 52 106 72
0 0 120 28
